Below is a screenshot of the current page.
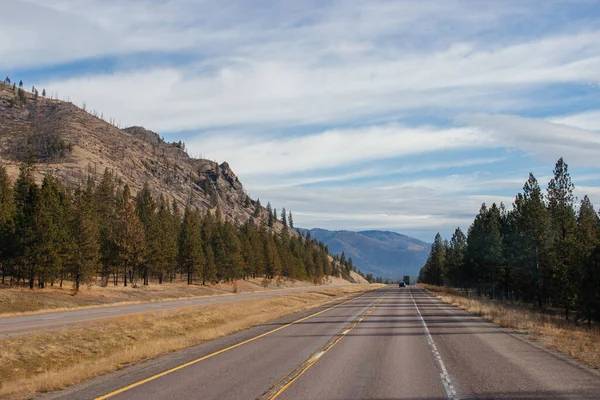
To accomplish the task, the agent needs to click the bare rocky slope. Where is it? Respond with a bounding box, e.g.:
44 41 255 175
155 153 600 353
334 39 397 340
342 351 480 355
0 82 279 229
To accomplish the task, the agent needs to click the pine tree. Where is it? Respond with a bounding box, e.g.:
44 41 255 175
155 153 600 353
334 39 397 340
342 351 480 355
514 173 553 308
576 196 600 324
281 207 287 228
113 185 146 287
446 227 467 287
178 205 204 284
547 158 578 318
0 164 15 284
94 169 116 285
42 89 46 97
37 174 70 287
13 164 40 289
200 210 217 284
253 199 262 218
288 210 294 229
155 195 178 284
135 183 158 285
70 187 100 293
266 202 273 227
221 221 244 281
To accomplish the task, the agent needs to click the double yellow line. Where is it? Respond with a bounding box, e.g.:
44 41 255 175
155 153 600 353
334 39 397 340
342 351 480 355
95 289 381 400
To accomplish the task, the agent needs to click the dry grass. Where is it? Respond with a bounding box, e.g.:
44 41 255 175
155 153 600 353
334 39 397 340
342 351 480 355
0 276 353 316
0 284 380 399
420 284 600 370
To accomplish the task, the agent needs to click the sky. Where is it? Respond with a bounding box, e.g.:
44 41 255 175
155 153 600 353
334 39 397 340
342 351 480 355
3 0 600 242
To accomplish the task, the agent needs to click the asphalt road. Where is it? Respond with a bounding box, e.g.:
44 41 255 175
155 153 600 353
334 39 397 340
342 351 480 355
0 284 354 337
41 286 600 400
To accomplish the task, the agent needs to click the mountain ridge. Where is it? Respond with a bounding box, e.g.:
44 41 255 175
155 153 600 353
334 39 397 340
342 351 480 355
300 228 430 278
0 81 284 231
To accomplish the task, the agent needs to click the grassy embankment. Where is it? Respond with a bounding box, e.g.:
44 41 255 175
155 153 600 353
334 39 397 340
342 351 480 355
0 284 381 399
421 284 600 370
0 276 353 316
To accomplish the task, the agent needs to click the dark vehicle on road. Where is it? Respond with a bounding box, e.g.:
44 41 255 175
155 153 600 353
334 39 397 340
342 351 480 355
399 282 406 287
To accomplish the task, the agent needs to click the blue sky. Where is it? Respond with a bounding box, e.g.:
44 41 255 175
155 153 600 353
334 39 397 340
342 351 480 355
4 0 600 242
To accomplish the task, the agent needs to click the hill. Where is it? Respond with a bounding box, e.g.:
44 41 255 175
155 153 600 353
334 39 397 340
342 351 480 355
0 81 278 229
302 228 430 278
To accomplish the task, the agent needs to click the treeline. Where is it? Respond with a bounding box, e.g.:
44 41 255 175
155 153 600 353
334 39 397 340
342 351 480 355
0 164 343 292
330 250 367 282
419 158 600 324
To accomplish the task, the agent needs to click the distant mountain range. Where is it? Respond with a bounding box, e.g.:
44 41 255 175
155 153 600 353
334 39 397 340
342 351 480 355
300 228 430 278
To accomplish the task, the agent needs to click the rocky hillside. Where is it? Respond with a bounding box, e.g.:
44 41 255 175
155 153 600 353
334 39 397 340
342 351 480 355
0 82 277 228
302 228 430 278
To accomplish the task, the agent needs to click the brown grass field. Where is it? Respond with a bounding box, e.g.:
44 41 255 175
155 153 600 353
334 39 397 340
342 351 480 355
421 284 600 370
0 275 355 316
0 284 380 399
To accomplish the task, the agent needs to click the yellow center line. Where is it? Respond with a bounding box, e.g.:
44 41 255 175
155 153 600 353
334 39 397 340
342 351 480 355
94 289 381 400
268 295 386 400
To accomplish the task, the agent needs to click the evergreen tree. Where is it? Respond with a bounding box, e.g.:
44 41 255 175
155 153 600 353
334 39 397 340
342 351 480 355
155 195 178 284
288 210 294 229
221 221 244 281
13 164 40 289
136 183 158 285
514 173 554 308
113 185 146 287
69 187 100 293
253 198 262 218
37 174 70 287
200 210 217 284
547 158 578 318
281 207 287 228
94 169 117 285
446 227 467 287
266 202 273 227
576 196 600 324
178 205 204 284
0 164 15 284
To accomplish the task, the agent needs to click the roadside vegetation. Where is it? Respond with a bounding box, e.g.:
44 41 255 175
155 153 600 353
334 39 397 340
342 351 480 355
0 163 366 295
419 158 600 325
422 284 600 370
418 157 600 368
0 285 377 399
0 276 354 316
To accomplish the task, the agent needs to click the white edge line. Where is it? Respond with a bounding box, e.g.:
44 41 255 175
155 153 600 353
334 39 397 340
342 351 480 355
410 287 459 400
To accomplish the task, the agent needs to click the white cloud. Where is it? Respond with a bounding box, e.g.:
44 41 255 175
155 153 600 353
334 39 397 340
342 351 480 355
456 113 600 166
7 0 600 237
551 110 600 132
187 124 491 177
11 0 596 133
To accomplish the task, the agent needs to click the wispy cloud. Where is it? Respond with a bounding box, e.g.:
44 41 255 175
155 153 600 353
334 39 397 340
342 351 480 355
6 0 600 240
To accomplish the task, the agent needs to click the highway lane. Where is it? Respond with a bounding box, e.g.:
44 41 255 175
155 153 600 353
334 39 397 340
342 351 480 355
0 284 356 337
40 286 600 400
277 287 600 399
40 288 386 400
